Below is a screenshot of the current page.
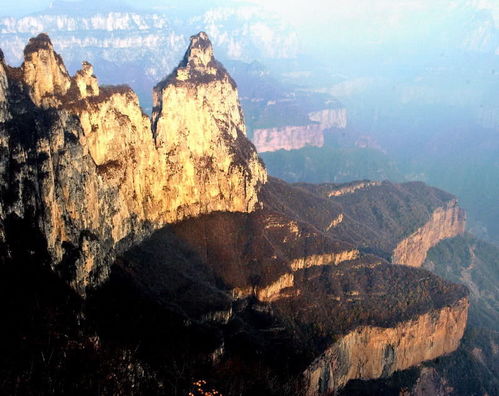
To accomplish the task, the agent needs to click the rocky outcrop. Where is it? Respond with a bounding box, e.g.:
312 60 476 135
252 107 347 153
21 33 72 108
256 272 295 302
308 108 347 130
0 33 472 396
74 61 99 98
305 297 469 394
326 213 344 231
152 32 267 217
0 51 10 121
392 200 466 267
328 180 382 197
253 124 324 152
0 6 298 108
289 249 359 271
0 32 266 292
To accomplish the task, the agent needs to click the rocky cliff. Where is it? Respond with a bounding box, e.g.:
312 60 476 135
152 32 266 218
253 108 347 153
253 124 324 152
0 32 266 292
304 297 468 394
0 33 472 396
392 200 466 267
309 108 347 130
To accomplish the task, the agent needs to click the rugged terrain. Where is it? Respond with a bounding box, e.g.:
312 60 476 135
0 33 472 395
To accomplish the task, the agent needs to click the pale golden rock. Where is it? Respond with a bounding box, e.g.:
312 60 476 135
1 32 267 292
326 213 344 231
392 200 466 267
256 272 295 302
152 31 267 218
290 250 359 271
328 181 382 197
0 55 10 122
74 61 99 98
22 33 71 108
305 297 469 394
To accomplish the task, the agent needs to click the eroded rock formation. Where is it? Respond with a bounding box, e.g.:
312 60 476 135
152 31 266 217
393 200 466 267
0 33 471 396
328 180 382 197
305 297 468 394
0 32 266 292
252 107 347 153
253 124 324 152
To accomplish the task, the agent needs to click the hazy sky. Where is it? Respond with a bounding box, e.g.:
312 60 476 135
1 0 497 46
1 0 498 23
0 0 496 16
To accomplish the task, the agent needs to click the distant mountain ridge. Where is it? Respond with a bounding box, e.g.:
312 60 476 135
0 2 298 113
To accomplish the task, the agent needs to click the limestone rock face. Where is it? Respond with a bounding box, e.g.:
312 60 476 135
253 124 324 152
0 32 267 292
392 200 466 267
152 32 267 216
74 61 99 98
327 180 382 197
305 297 469 394
252 107 347 153
0 52 10 122
21 33 72 108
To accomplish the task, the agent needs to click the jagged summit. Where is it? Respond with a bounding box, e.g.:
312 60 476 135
6 33 113 107
0 32 267 290
20 32 71 107
23 33 54 57
159 31 236 89
0 32 472 396
181 31 215 69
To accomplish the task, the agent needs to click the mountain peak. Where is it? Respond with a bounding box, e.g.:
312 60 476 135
23 33 54 57
21 33 71 107
158 31 236 88
181 32 214 69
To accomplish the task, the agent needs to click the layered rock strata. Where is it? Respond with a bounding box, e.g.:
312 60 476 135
392 200 466 267
252 107 347 152
328 180 382 197
0 33 471 396
304 297 468 395
253 124 324 152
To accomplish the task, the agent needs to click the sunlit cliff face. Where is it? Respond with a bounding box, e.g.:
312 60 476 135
0 32 266 291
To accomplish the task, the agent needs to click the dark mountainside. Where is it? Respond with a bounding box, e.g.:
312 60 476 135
0 32 492 396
